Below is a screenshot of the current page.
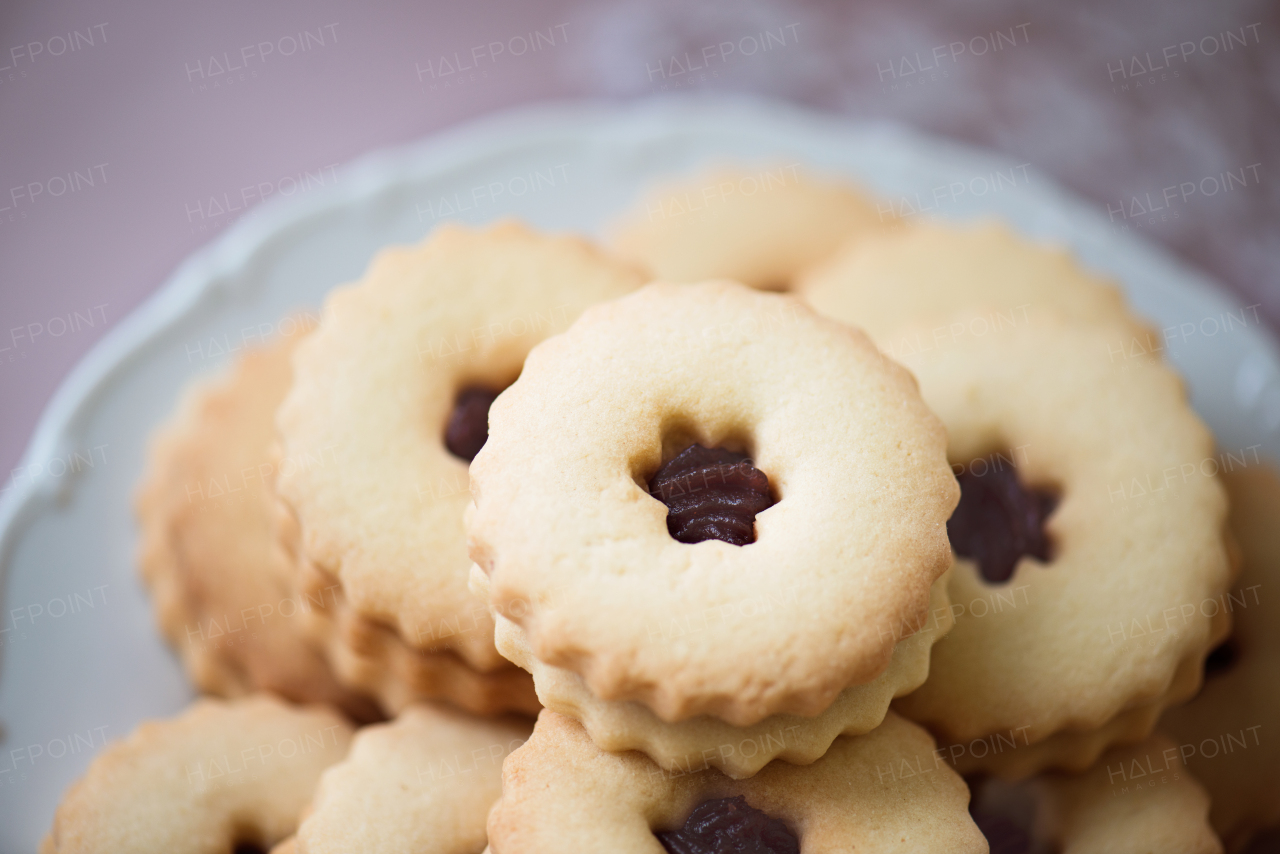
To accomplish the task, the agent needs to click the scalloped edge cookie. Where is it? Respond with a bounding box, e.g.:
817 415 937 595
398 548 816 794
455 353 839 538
469 281 958 725
486 710 986 854
281 704 530 854
275 221 645 671
892 311 1234 776
476 564 953 778
135 323 377 721
274 493 540 717
42 695 352 854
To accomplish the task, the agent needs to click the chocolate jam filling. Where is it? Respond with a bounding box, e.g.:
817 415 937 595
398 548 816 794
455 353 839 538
656 796 799 854
444 386 501 462
648 445 774 546
947 460 1057 583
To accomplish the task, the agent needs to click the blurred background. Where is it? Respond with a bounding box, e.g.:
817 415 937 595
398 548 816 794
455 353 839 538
0 0 1276 476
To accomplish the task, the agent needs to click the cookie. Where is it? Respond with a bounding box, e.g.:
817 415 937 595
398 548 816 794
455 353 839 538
275 221 644 683
135 324 377 721
42 694 353 854
797 218 1153 354
1162 463 1280 852
891 312 1234 777
608 166 890 290
475 565 954 779
486 710 987 853
969 734 1223 854
275 534 540 717
468 282 958 733
280 704 531 854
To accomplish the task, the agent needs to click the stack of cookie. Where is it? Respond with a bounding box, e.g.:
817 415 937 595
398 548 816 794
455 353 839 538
42 167 1279 854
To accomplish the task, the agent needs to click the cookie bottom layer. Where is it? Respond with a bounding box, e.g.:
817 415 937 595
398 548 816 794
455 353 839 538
480 566 953 778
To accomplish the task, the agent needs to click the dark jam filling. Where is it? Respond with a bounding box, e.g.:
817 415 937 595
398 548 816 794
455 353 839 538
444 386 501 462
1204 638 1240 679
648 445 774 546
232 844 267 854
656 796 800 854
947 460 1057 584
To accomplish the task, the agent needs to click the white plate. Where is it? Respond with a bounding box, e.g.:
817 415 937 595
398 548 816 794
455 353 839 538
2 96 1278 851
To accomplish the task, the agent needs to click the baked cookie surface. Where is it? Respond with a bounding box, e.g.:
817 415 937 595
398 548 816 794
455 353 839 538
42 695 352 854
135 326 376 720
797 218 1152 354
469 281 958 726
609 166 890 290
487 710 987 854
275 221 645 672
892 312 1233 777
283 704 531 854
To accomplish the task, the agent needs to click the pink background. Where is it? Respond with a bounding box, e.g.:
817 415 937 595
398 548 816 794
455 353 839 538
1 0 1277 477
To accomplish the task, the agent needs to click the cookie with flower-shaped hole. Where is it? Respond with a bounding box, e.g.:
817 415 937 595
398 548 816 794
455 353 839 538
485 710 986 854
892 311 1233 778
468 281 958 766
275 221 645 710
42 694 352 854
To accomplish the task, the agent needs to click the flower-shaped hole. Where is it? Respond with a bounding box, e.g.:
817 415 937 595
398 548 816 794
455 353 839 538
948 450 1059 584
642 423 775 547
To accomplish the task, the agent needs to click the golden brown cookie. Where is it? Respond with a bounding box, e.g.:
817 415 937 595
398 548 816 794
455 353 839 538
487 710 987 853
797 218 1153 355
608 166 891 290
468 281 959 770
284 704 531 854
1162 463 1280 852
42 694 352 854
892 312 1234 778
275 221 645 693
135 325 376 721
